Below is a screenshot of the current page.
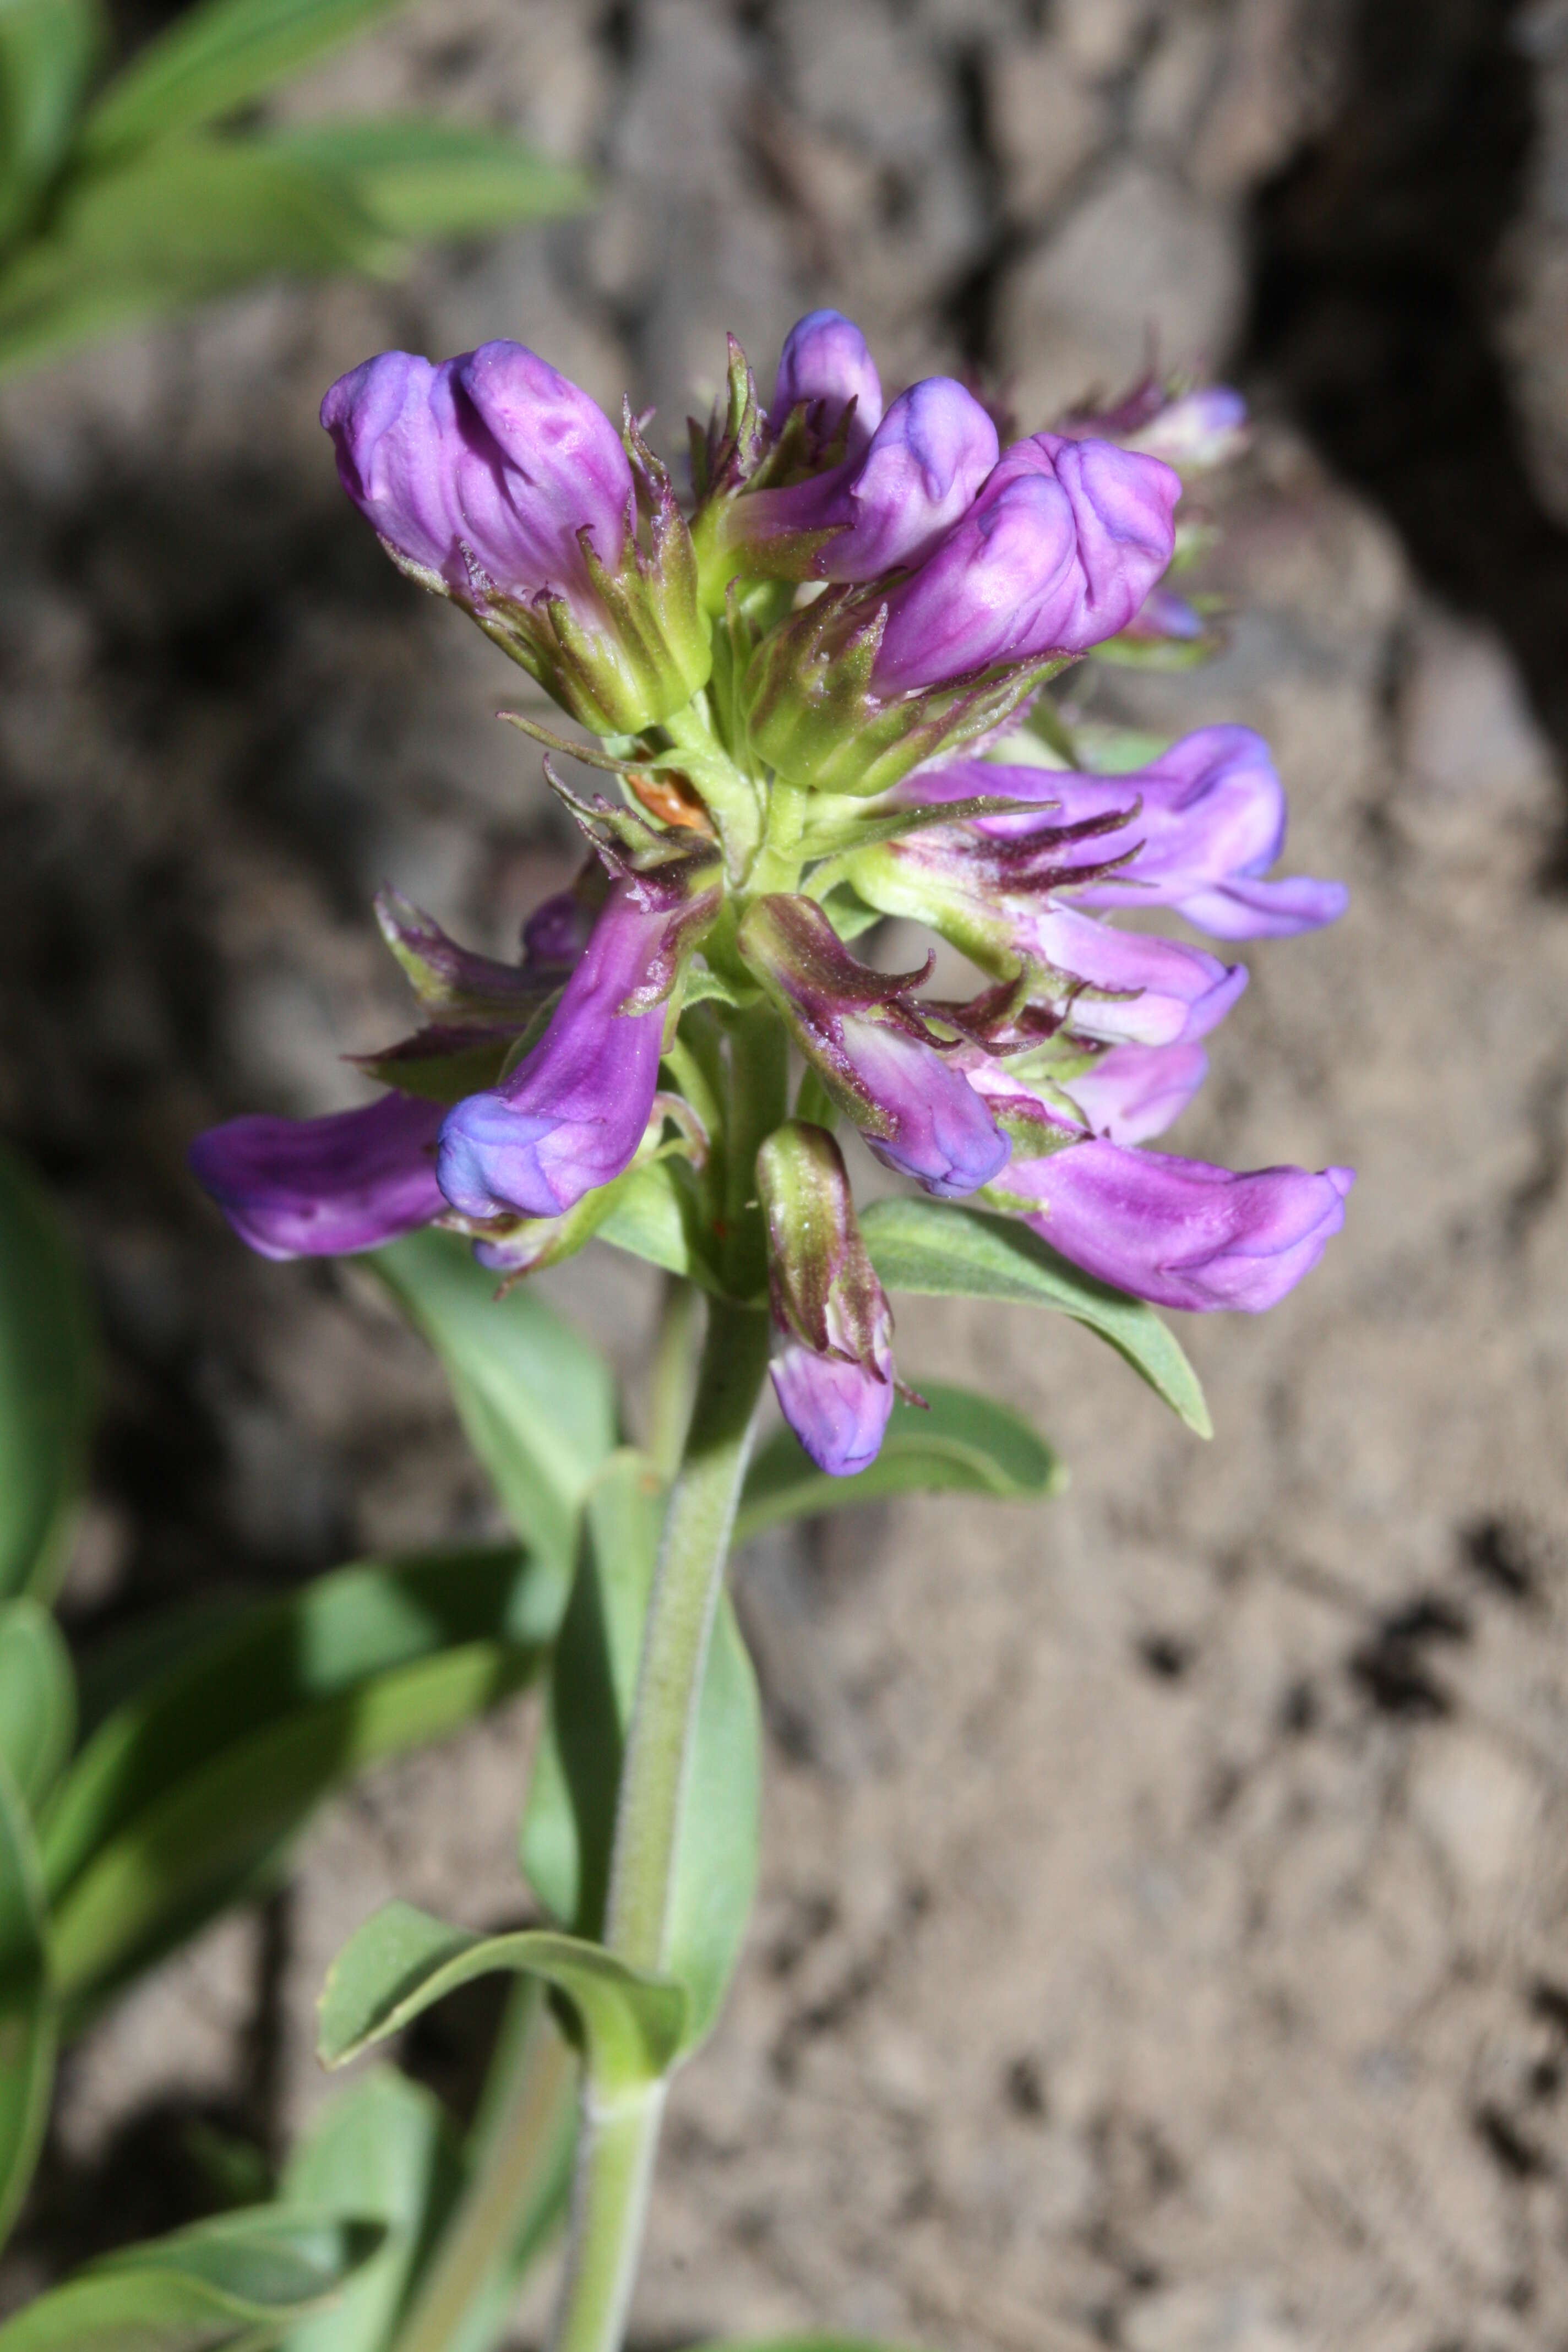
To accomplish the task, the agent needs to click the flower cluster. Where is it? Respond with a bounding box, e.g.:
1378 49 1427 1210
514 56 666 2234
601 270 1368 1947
193 310 1352 1476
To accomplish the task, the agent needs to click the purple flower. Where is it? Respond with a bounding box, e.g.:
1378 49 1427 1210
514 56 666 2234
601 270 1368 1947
758 1121 898 1476
190 1091 446 1261
994 1139 1355 1313
1058 378 1250 473
729 377 1000 582
323 342 634 622
872 433 1180 689
1066 1042 1210 1144
897 727 1348 940
737 895 1010 1200
438 854 721 1220
771 309 884 453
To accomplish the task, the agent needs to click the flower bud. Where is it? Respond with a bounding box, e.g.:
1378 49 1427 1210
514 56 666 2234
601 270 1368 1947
870 434 1179 692
757 1120 898 1476
723 377 999 584
737 895 1009 1198
322 341 710 733
438 847 722 1221
1058 377 1250 474
190 1091 445 1260
771 308 884 453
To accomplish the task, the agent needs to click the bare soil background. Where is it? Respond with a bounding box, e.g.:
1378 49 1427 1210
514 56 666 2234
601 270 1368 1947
6 3 1568 2348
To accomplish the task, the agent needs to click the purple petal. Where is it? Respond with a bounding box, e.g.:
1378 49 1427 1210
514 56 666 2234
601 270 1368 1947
1066 1043 1210 1144
1003 1145 1354 1312
845 1019 1012 1197
771 1337 895 1476
321 341 633 619
873 433 1179 688
772 309 884 449
1026 905 1248 1046
1173 874 1351 940
436 879 669 1220
737 378 999 581
190 1092 445 1260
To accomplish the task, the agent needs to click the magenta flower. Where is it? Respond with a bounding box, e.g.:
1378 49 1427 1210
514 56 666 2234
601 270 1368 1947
190 1091 446 1261
438 853 721 1221
995 1140 1354 1313
896 727 1348 941
758 1121 899 1476
1065 1042 1210 1144
1058 378 1250 473
737 895 1009 1200
871 433 1181 689
728 377 1000 582
322 340 709 732
771 308 884 452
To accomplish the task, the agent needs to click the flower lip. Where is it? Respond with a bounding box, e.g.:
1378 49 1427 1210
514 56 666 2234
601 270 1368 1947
190 1091 445 1261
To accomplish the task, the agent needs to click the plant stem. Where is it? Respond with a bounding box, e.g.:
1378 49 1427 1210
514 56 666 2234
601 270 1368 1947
646 1278 700 1482
546 1298 771 2352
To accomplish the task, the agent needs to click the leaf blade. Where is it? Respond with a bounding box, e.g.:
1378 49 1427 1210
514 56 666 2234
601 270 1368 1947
735 1381 1065 1544
0 1145 96 1602
80 0 409 154
317 1902 685 2094
263 118 590 241
0 1758 53 2253
860 1199 1212 1438
0 1599 76 1813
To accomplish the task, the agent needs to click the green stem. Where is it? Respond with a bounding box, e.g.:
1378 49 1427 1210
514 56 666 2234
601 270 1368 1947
747 779 808 897
545 1300 771 2352
646 1278 700 1481
389 1987 575 2352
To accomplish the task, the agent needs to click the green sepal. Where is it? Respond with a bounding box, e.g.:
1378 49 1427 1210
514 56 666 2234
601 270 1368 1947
318 1901 687 2097
859 1198 1212 1438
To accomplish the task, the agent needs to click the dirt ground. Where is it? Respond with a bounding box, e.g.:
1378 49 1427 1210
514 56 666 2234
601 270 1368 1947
6 4 1568 2348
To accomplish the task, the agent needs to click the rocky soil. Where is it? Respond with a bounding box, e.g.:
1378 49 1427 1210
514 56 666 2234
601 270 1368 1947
5 3 1568 2348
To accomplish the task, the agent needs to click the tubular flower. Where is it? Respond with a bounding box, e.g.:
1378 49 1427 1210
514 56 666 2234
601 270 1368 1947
758 1121 901 1476
322 340 710 731
738 896 1010 1199
197 303 1352 1477
892 727 1348 940
438 843 723 1221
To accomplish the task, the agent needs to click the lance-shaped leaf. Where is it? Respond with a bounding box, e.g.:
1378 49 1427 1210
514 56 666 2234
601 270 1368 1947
0 1758 53 2252
0 2206 388 2351
41 1545 553 2006
595 1158 726 1293
276 2068 461 2352
0 1600 75 1814
265 119 590 242
734 1381 1065 1543
318 1902 686 2098
520 1452 761 2056
695 2340 924 2351
0 1145 95 1602
0 0 105 246
370 1231 617 1594
859 1198 1211 1438
80 0 407 155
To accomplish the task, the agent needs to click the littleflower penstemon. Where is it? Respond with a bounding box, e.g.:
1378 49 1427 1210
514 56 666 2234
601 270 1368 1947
193 312 1351 2352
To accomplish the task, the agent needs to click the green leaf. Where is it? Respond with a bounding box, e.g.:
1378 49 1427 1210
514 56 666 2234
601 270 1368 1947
0 2207 388 2351
277 2069 460 2352
0 134 389 380
0 1144 96 1603
0 1599 75 1812
0 1758 53 2252
520 1452 760 2056
318 1901 685 2097
265 118 589 241
595 1158 725 1292
860 1199 1212 1439
80 0 409 155
734 1380 1066 1545
0 0 106 245
371 1230 617 1594
42 1545 554 2005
